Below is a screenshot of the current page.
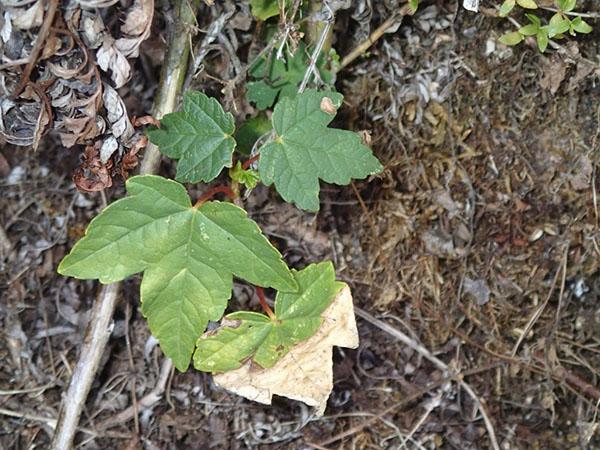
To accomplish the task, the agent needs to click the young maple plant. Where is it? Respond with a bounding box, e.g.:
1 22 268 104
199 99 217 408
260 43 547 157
58 89 382 374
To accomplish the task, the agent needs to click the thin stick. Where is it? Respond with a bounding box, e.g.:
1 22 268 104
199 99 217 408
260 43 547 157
355 307 501 450
98 358 173 430
0 408 130 439
50 2 198 449
50 284 120 450
337 6 410 73
12 0 59 98
139 0 199 176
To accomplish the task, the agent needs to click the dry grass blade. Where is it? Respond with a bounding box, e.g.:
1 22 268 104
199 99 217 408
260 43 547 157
511 244 568 357
355 307 501 450
98 358 173 430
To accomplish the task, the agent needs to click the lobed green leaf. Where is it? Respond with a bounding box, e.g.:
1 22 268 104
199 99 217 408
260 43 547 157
58 175 297 371
194 261 344 372
257 90 383 211
147 92 236 184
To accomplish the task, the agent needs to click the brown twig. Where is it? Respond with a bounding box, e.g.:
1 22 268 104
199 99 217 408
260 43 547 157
50 1 199 449
194 185 236 207
350 182 379 244
256 286 276 320
12 0 60 98
336 6 410 73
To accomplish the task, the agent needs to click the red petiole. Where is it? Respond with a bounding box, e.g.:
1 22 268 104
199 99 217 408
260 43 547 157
194 185 236 207
255 286 275 320
242 154 260 170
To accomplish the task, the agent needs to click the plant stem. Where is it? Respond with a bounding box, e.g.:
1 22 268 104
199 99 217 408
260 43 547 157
242 153 261 170
50 2 198 449
194 185 236 207
539 5 600 18
256 287 276 320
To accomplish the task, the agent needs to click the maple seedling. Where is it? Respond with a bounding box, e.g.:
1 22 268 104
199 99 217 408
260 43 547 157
147 92 236 183
258 90 383 211
60 88 381 385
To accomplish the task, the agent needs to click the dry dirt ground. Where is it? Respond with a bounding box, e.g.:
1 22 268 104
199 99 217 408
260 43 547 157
1 1 600 449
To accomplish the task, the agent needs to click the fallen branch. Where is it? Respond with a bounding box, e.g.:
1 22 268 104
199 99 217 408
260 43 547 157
49 1 199 449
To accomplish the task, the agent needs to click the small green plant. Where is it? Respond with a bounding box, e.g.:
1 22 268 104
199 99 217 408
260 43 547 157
498 0 592 52
250 0 292 21
58 88 382 373
246 42 333 110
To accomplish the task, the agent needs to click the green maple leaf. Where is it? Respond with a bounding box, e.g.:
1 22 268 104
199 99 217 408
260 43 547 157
147 92 236 183
194 261 344 372
246 43 332 110
58 175 297 371
258 90 383 211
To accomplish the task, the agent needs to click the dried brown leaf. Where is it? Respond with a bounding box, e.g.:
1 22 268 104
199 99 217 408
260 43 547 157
97 38 130 88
